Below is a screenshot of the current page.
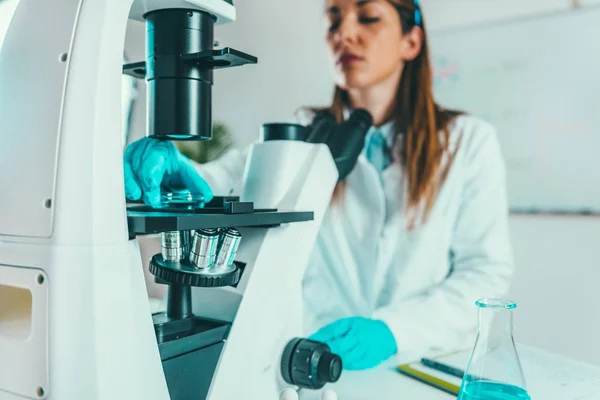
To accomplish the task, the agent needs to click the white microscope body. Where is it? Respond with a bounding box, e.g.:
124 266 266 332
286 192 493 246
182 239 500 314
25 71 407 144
0 0 338 399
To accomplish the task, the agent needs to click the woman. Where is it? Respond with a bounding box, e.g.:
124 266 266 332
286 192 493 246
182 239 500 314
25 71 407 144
124 0 514 370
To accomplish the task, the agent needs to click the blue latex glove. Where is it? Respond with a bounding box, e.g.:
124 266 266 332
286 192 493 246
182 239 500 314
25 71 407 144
124 137 213 207
309 317 397 370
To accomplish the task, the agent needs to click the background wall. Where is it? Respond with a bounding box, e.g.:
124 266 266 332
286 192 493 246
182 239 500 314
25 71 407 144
509 215 600 366
123 0 600 365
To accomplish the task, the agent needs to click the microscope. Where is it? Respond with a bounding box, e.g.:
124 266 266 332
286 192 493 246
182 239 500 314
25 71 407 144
0 0 343 399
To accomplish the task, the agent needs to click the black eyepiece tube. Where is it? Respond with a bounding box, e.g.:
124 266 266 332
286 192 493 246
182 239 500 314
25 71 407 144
346 108 373 130
305 111 336 144
326 108 374 181
334 109 372 154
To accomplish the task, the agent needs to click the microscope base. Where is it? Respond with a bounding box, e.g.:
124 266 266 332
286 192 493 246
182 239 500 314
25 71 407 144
162 341 224 400
152 313 230 400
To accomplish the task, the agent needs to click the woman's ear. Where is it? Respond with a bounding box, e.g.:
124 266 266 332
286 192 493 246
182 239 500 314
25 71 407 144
400 27 424 61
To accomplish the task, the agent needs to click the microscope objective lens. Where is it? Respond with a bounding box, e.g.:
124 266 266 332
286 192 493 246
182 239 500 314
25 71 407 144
190 229 219 269
161 231 184 263
215 228 241 269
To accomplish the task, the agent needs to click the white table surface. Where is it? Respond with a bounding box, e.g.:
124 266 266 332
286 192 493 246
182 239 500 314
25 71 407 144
300 344 600 400
301 359 452 400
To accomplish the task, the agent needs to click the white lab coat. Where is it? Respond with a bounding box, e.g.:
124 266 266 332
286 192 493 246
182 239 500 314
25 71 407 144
194 113 514 358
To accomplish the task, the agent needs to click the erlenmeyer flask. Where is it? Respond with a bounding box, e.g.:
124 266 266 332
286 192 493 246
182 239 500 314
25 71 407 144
457 298 531 400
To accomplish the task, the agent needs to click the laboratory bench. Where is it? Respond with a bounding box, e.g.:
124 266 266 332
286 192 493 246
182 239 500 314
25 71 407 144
303 344 600 400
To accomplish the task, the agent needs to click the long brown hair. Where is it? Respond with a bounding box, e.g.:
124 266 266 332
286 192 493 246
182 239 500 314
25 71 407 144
321 0 462 227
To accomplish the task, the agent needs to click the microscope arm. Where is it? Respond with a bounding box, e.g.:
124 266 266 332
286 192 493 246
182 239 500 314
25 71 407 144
0 1 251 399
1 1 341 400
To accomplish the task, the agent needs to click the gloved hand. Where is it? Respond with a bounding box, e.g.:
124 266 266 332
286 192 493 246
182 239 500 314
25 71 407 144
305 109 373 182
124 137 213 207
309 317 397 370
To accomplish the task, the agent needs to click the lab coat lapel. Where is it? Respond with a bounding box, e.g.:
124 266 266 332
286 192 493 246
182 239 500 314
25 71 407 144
339 156 387 311
370 161 407 310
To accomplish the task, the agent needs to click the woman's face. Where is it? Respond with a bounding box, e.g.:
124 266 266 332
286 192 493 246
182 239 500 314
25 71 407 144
324 0 417 90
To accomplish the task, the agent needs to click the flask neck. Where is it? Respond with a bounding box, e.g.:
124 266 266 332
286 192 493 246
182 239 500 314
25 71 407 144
478 307 514 341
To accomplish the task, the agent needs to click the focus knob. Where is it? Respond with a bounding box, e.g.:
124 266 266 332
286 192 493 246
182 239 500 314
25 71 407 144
281 338 342 390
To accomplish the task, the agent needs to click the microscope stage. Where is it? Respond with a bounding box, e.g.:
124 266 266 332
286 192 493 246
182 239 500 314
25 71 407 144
127 208 314 236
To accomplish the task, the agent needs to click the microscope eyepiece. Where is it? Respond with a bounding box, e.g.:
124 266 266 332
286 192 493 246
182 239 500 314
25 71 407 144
261 123 307 141
346 108 373 129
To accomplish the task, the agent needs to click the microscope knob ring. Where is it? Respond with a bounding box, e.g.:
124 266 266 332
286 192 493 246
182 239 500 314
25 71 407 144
149 254 241 288
281 338 342 390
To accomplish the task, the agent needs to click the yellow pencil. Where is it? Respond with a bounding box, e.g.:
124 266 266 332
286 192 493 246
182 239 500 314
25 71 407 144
396 364 461 396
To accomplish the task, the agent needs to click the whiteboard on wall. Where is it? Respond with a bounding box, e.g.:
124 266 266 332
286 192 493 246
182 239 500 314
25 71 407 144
429 7 600 214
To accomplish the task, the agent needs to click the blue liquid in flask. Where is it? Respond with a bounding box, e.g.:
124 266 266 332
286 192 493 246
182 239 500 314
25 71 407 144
460 381 531 400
